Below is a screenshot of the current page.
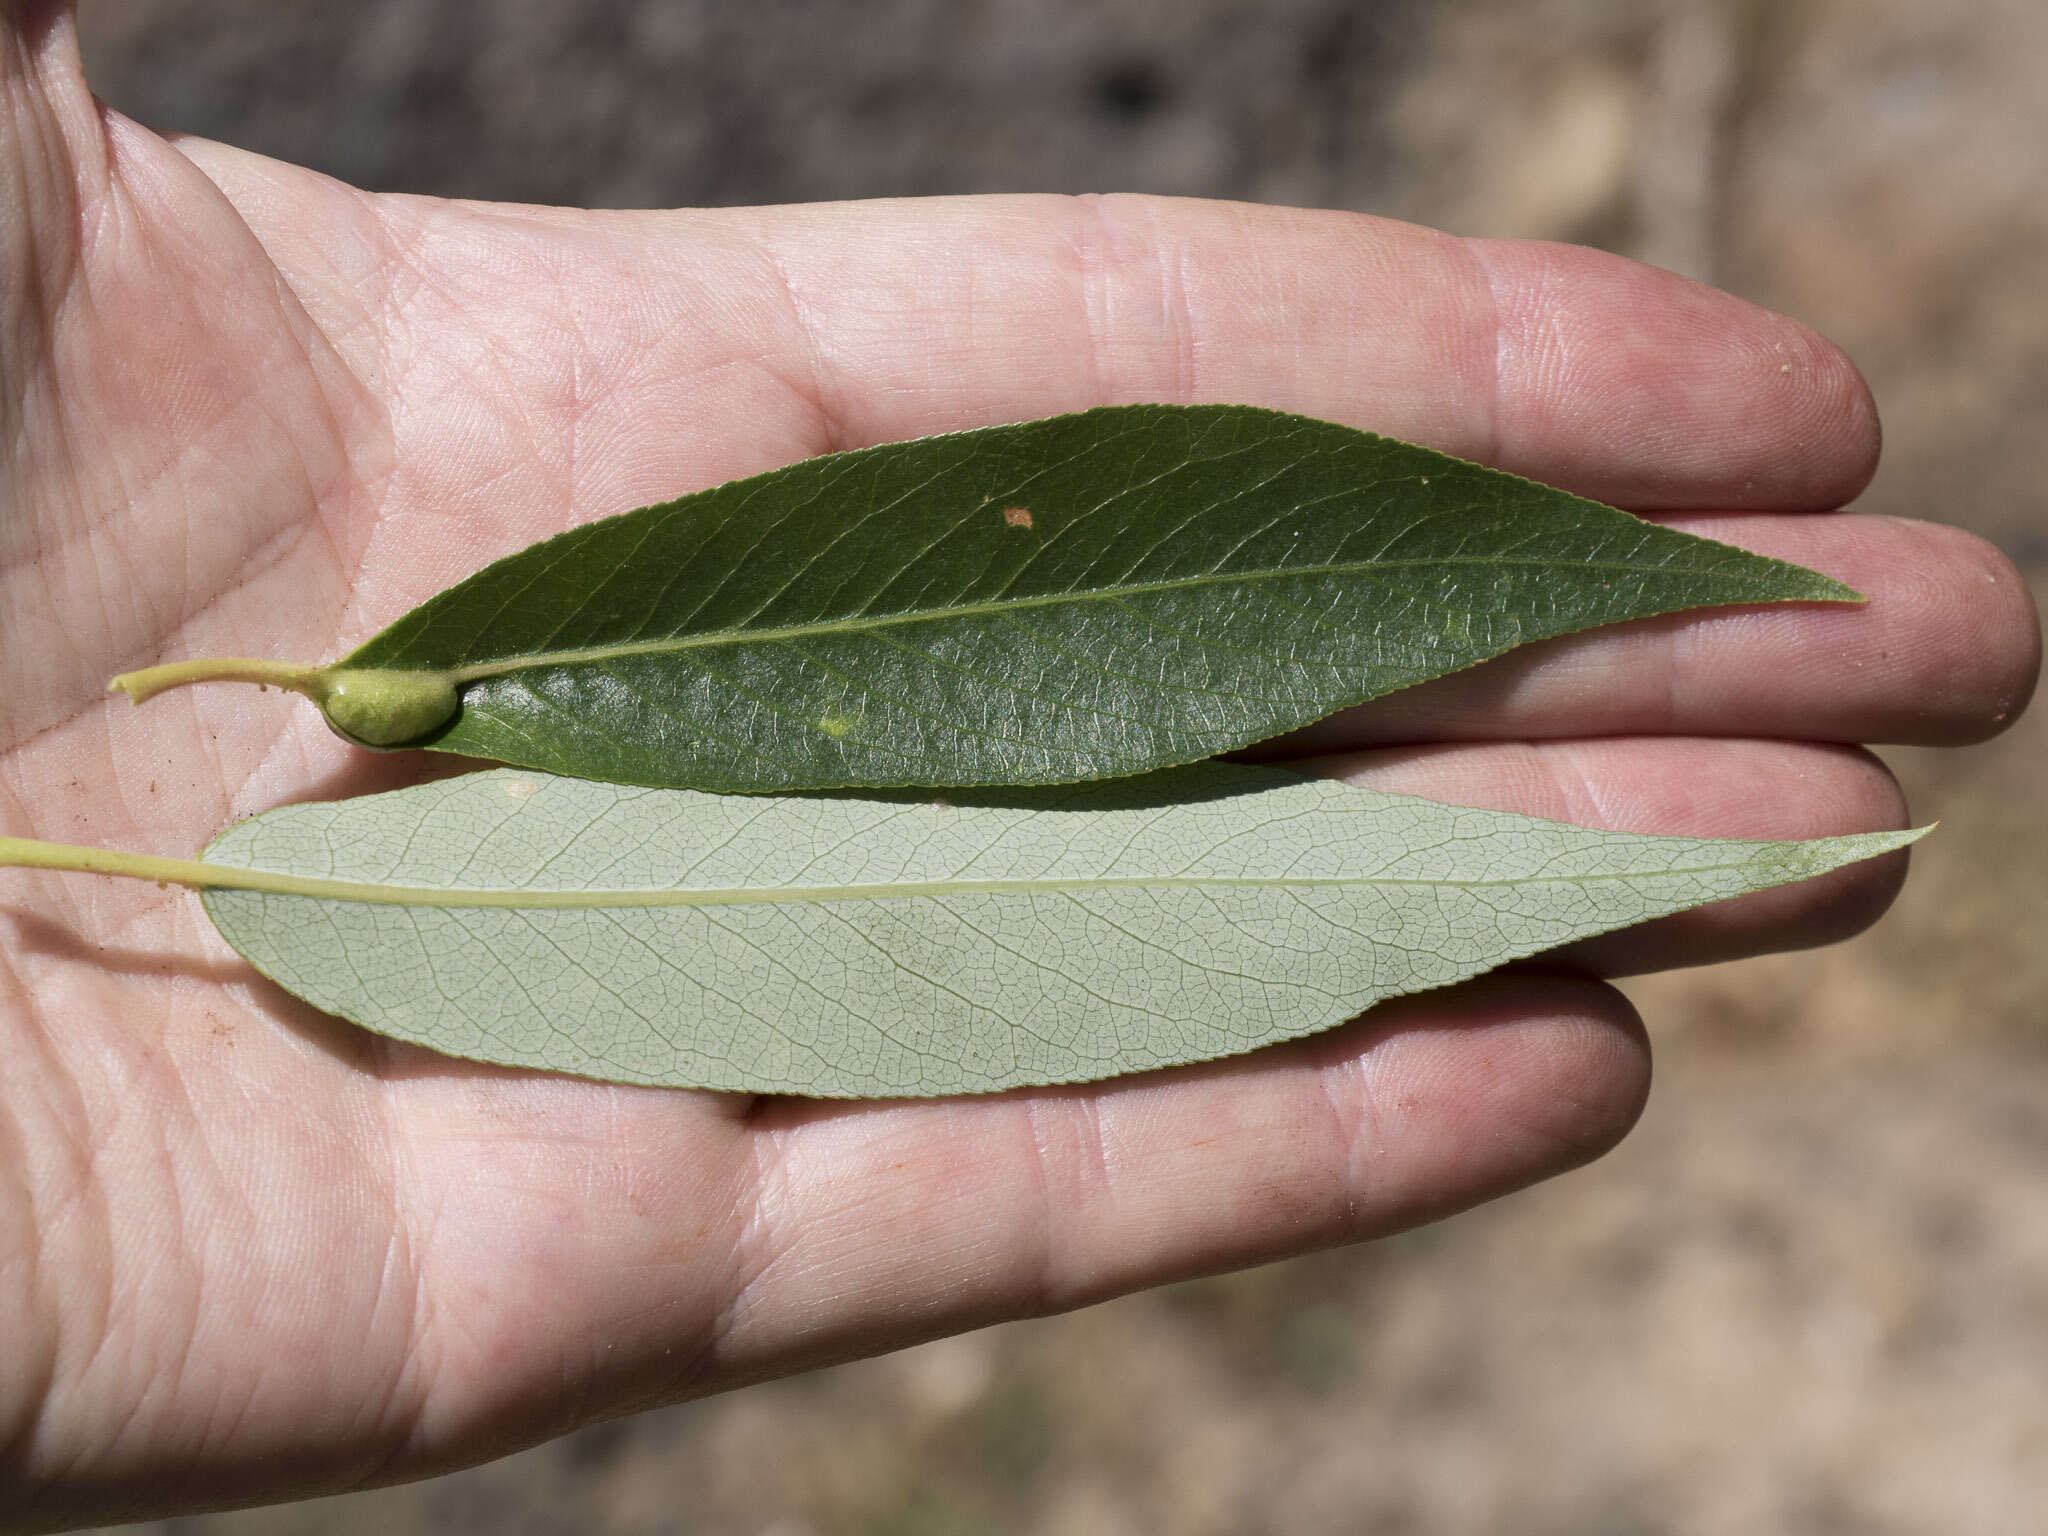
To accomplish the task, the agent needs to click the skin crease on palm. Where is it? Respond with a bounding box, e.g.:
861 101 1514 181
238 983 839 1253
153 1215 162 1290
0 6 2038 1530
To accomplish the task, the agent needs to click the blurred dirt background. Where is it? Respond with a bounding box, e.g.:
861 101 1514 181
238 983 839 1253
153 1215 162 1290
77 1 2046 1532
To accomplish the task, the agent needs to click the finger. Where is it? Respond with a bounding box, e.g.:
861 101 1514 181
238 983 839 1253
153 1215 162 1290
736 196 1879 509
1298 736 1911 975
176 168 1878 516
713 972 1649 1381
1258 513 2039 752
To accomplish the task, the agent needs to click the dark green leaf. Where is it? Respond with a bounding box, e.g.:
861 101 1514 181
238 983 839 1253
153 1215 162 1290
266 405 1857 788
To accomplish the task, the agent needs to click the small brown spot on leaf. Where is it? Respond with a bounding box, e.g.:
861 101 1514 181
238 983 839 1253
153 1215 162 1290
1003 506 1034 529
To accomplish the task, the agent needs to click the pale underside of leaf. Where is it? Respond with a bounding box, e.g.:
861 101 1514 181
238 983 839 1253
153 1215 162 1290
200 767 1919 1097
345 405 1857 789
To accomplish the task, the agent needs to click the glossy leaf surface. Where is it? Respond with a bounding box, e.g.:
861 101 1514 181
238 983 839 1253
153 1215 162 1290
338 405 1856 789
199 766 1918 1097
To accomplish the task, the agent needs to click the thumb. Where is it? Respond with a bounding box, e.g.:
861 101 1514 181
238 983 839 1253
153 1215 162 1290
1 1 100 366
0 1 374 754
0 1 112 731
2 0 74 46
2 0 78 58
1 1 94 169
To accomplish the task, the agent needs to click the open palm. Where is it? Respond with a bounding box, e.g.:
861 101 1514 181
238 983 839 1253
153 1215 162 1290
1 10 2035 1528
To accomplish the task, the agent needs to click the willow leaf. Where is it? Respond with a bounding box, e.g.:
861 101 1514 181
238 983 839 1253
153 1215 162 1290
0 765 1912 1097
111 405 1856 791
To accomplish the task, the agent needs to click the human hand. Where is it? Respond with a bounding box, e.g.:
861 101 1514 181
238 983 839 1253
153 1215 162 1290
1 7 2035 1528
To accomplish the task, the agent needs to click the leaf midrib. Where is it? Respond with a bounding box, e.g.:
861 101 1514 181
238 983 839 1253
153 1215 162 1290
441 549 1762 684
191 856 1821 909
